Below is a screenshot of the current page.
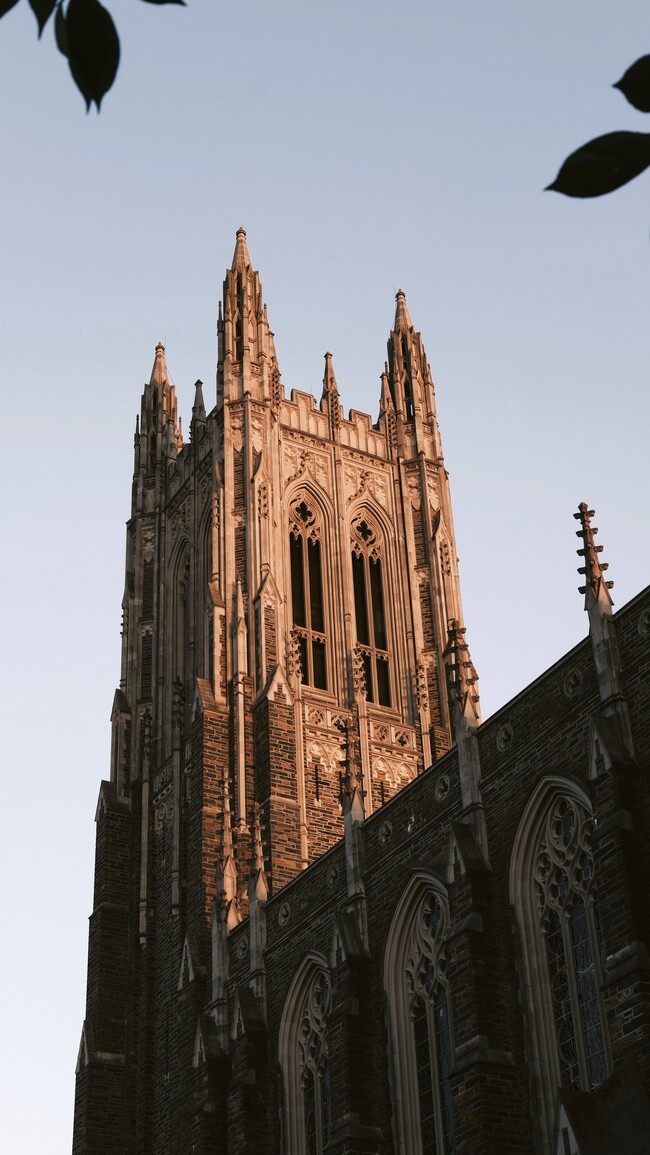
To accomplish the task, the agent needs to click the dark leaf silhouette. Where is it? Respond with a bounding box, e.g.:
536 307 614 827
139 1 185 5
28 0 56 36
55 3 68 57
614 55 650 113
66 0 120 110
0 0 21 15
546 131 650 197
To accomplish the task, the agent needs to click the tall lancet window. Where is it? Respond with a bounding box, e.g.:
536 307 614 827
289 495 327 690
299 970 332 1155
385 874 455 1155
279 956 332 1155
510 779 609 1148
351 513 391 706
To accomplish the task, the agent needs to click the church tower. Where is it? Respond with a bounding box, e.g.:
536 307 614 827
72 230 478 1153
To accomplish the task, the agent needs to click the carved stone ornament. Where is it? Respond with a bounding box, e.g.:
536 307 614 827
236 935 249 961
434 775 450 803
299 970 331 1083
405 890 449 1005
638 608 650 639
326 864 340 889
533 796 594 923
496 723 514 752
379 820 393 845
563 668 583 699
344 464 388 508
278 901 291 928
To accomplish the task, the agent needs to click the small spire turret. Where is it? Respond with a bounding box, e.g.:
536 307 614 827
216 776 240 930
574 504 631 746
231 226 251 271
393 288 413 333
321 351 341 437
575 502 614 615
191 379 207 436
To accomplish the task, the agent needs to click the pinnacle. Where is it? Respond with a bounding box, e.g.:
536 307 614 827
393 288 413 333
574 502 614 610
150 342 168 387
231 226 251 271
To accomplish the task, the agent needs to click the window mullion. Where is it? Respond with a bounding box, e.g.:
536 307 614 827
303 535 313 684
364 556 376 700
562 910 588 1088
427 997 443 1155
314 1075 323 1155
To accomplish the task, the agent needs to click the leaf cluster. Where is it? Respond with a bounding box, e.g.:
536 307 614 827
547 55 650 198
0 0 185 110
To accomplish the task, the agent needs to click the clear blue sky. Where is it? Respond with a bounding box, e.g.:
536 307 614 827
0 2 648 1150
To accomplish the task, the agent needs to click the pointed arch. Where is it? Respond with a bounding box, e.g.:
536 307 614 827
278 951 332 1155
348 500 395 707
384 870 455 1155
510 775 609 1153
286 485 333 692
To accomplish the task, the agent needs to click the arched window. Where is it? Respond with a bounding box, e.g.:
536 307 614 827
279 955 332 1155
351 513 391 706
289 495 327 690
510 778 609 1149
384 873 455 1155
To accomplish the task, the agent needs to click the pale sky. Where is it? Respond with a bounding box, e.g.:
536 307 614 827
1 2 648 1150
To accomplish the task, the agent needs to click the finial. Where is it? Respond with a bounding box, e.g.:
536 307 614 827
250 802 269 903
191 379 207 435
393 288 413 333
231 226 251 271
574 502 614 613
444 620 480 719
150 342 168 387
134 414 140 444
221 774 233 861
321 351 341 433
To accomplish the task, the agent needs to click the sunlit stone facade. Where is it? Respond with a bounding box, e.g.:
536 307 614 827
73 233 650 1155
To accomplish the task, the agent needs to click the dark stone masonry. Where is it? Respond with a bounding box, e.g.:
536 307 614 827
73 232 650 1155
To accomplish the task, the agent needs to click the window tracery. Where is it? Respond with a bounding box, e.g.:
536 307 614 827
350 513 391 706
279 956 332 1155
385 874 455 1155
510 779 609 1151
533 795 607 1090
289 496 327 690
298 970 332 1155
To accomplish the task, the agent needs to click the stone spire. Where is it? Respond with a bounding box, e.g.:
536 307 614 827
231 225 251 271
393 288 413 333
248 803 268 1012
215 776 240 931
321 351 341 438
444 620 488 861
339 728 368 948
575 504 632 751
190 379 207 440
150 341 168 388
218 228 281 405
575 502 614 616
385 289 441 458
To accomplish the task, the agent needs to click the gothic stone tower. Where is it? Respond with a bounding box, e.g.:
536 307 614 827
72 230 481 1153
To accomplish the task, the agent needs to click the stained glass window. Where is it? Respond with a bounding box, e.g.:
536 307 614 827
405 891 455 1155
298 969 331 1155
289 498 328 690
534 796 608 1093
351 515 391 706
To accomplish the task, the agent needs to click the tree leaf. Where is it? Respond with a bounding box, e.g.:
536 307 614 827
55 3 68 57
139 1 186 5
0 0 21 18
546 131 650 197
613 55 650 114
66 0 120 111
28 0 57 36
